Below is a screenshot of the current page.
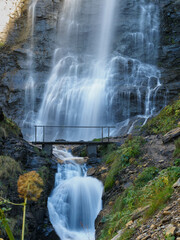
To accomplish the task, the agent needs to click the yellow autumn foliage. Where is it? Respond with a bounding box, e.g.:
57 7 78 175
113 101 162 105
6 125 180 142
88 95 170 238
17 171 43 201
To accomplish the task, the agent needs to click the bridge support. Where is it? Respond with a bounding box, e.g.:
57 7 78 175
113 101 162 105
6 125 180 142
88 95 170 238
42 144 52 156
87 144 97 158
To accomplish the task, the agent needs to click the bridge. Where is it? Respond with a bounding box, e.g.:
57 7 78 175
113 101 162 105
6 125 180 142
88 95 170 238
31 125 116 156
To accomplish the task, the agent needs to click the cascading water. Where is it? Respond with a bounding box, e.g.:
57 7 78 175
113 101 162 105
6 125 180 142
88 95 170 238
34 0 162 141
36 0 117 141
48 148 103 240
23 0 38 139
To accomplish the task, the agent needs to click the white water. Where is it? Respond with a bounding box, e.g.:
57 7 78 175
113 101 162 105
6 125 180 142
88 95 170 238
48 148 103 240
36 0 117 141
23 0 38 139
33 0 162 140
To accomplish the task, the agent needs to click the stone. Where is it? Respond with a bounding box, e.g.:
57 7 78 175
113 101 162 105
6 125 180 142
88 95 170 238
136 233 150 240
109 201 114 206
162 210 171 216
176 229 180 237
131 205 150 221
126 220 133 228
163 127 180 143
173 178 180 188
159 159 164 163
165 224 176 237
87 167 96 176
161 215 172 223
111 230 124 240
150 224 157 229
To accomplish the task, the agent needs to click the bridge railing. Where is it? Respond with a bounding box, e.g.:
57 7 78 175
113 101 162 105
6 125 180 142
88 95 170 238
34 125 116 143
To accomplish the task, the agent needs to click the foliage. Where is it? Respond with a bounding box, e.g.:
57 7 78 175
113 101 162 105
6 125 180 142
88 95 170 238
118 228 135 240
104 137 144 191
98 166 180 240
0 114 21 137
135 167 159 188
0 208 15 240
0 156 22 180
0 156 22 201
142 98 180 135
0 171 44 240
99 144 117 160
173 137 180 158
17 171 43 201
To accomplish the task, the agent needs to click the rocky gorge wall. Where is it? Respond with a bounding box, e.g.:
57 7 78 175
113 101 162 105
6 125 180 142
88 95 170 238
0 0 179 128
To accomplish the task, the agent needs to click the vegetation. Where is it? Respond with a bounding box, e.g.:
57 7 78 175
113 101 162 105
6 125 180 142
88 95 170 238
0 114 21 138
0 171 44 240
103 136 144 191
98 166 180 240
142 98 180 135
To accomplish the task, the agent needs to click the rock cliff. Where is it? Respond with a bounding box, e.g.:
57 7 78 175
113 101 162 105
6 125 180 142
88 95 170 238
0 0 179 127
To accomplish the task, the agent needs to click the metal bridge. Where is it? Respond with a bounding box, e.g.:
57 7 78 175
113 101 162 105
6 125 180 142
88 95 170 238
31 125 116 156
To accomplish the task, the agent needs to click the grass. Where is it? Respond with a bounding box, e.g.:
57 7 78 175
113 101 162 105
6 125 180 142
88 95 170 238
173 137 180 158
118 228 135 240
0 114 21 138
104 136 144 191
98 166 180 240
142 98 180 135
0 156 23 203
0 156 22 180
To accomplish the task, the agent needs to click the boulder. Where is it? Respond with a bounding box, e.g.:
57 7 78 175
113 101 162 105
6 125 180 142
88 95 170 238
173 178 180 188
131 205 150 221
165 224 176 237
111 230 124 240
163 127 180 143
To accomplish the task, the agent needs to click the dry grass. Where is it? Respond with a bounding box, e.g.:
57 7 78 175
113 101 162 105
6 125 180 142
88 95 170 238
0 156 22 180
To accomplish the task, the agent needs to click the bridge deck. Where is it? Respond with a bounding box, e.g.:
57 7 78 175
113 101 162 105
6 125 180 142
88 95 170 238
31 141 115 145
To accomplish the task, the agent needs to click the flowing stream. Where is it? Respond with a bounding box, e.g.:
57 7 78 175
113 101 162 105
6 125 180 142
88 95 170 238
48 148 103 240
22 0 163 239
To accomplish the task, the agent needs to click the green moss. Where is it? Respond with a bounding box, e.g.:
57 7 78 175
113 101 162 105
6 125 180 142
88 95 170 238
98 166 180 240
0 114 21 138
104 137 144 191
142 98 180 135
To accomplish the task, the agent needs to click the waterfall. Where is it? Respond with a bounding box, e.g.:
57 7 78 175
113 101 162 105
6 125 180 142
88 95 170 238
48 148 103 240
34 0 161 140
36 0 117 141
23 0 38 139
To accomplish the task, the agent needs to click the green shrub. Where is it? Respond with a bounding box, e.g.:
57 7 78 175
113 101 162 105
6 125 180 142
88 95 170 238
98 166 180 240
142 98 180 135
0 115 21 137
104 137 144 191
0 156 22 180
135 167 159 188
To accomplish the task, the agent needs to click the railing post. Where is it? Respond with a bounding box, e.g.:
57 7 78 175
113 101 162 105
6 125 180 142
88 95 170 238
43 126 45 143
35 126 37 142
108 127 110 142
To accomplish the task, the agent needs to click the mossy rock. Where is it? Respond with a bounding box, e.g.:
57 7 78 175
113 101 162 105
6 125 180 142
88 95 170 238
0 112 22 138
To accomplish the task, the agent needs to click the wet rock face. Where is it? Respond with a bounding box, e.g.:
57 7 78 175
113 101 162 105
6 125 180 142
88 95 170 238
0 0 179 127
159 0 180 101
0 0 62 123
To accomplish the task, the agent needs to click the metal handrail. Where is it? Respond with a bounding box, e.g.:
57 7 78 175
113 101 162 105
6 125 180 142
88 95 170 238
34 125 115 143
